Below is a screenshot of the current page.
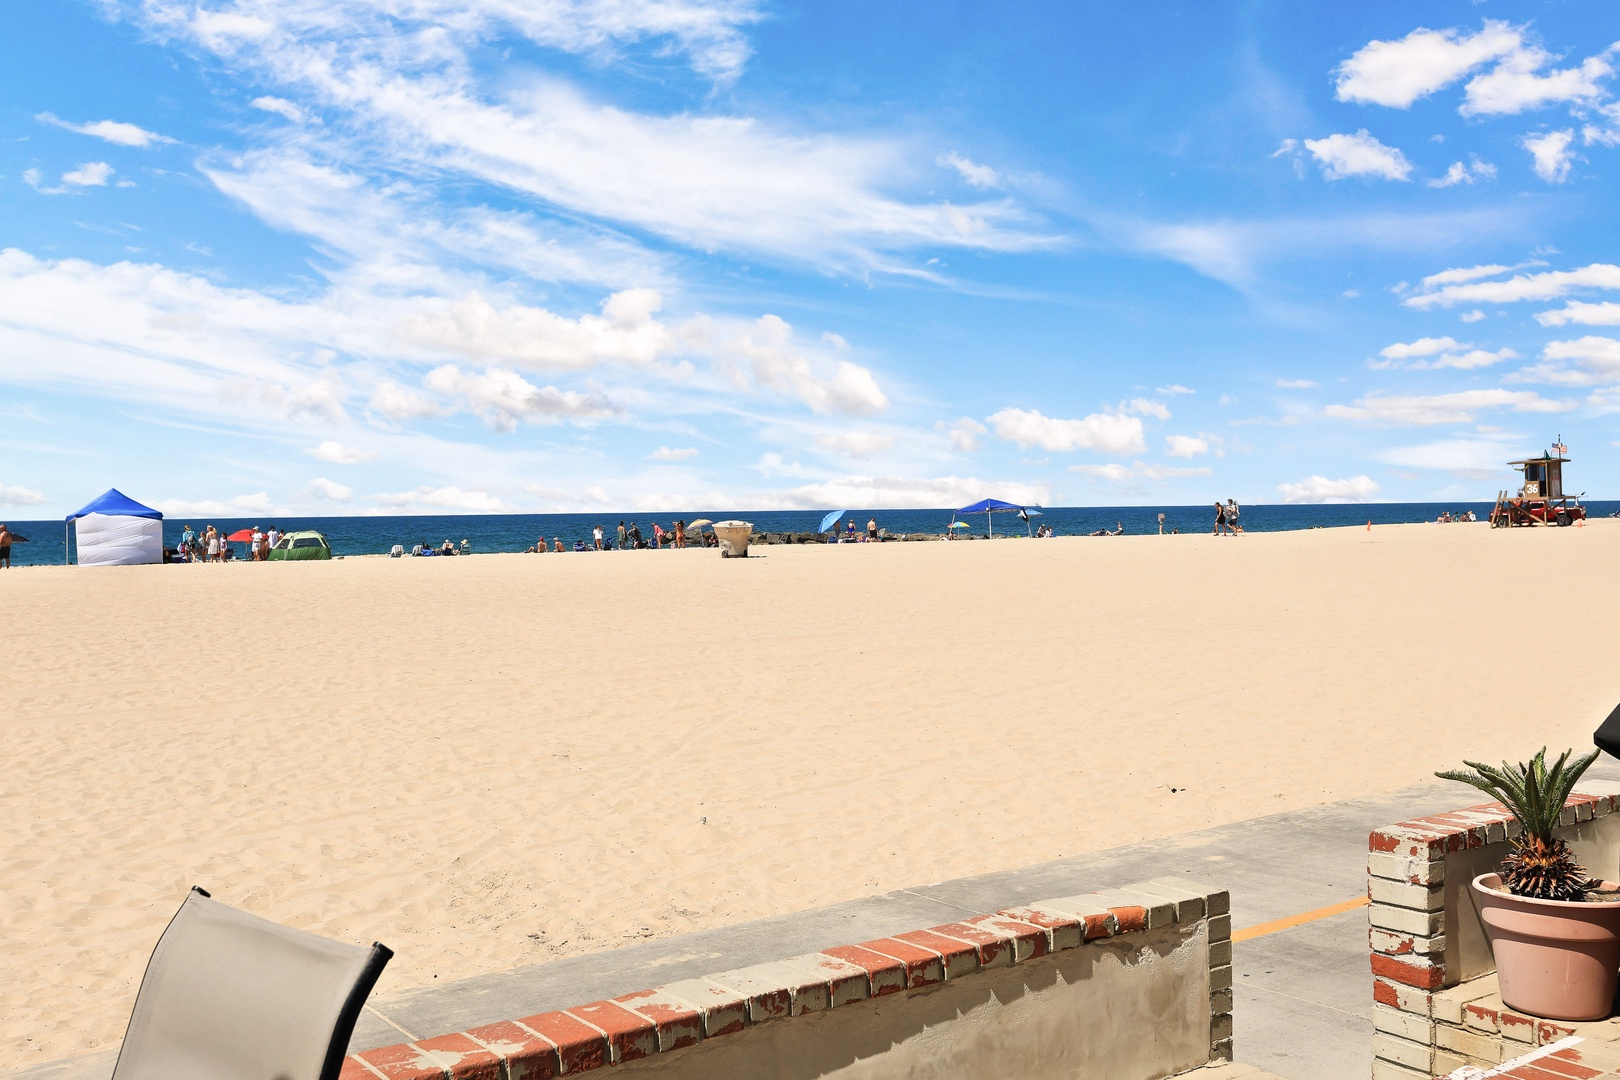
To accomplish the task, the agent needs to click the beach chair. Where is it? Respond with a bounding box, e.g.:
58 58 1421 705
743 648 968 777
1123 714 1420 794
110 887 391 1080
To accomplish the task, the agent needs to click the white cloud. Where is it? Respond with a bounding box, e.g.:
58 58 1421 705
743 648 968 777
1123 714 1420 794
1335 21 1522 108
649 445 698 461
306 476 353 502
1537 301 1620 326
251 96 311 123
1522 130 1576 183
306 440 376 464
1276 379 1316 389
1461 309 1487 323
371 485 511 513
941 416 987 452
1071 462 1213 483
1517 336 1620 386
154 492 275 517
1423 264 1513 289
1371 335 1516 371
1156 384 1195 396
1374 437 1525 474
986 407 1146 454
1324 388 1571 424
766 474 1049 511
1303 131 1412 181
36 112 172 147
1277 475 1380 503
1406 263 1620 308
1121 397 1170 420
1164 434 1209 459
396 288 672 372
1463 48 1614 117
0 483 48 507
815 431 895 458
686 313 889 415
61 162 114 188
422 364 618 431
121 3 1050 274
368 381 442 422
1429 157 1496 187
936 151 1000 189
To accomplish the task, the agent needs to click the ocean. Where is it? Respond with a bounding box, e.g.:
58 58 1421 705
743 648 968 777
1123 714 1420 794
5 500 1617 567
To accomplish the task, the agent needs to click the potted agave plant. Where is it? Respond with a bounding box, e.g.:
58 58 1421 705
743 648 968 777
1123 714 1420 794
1437 747 1620 1021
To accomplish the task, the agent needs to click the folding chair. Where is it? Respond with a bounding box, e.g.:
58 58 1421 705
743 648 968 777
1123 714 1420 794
111 887 391 1080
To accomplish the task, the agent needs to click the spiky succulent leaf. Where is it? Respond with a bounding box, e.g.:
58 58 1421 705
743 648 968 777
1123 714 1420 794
1436 747 1598 900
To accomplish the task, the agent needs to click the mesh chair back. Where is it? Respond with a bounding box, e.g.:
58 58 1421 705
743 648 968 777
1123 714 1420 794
111 887 391 1080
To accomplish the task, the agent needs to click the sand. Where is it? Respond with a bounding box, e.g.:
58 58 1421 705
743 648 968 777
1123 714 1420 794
3 521 1616 1068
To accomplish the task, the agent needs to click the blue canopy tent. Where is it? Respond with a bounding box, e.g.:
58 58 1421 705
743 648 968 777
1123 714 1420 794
65 488 164 566
954 498 1028 538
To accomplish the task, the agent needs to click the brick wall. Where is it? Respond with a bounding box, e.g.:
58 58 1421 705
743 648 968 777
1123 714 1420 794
339 877 1230 1080
1368 780 1620 1079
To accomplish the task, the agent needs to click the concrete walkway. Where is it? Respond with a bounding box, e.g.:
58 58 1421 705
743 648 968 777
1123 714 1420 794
20 773 1587 1080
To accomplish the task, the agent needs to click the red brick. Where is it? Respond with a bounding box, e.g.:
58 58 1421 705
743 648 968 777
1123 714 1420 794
517 1011 608 1074
849 938 945 989
1369 952 1444 989
1535 1054 1604 1079
1537 1020 1578 1045
465 1020 559 1080
415 1033 501 1080
614 988 704 1051
890 929 980 979
820 944 907 995
965 914 1050 961
927 921 1014 968
1108 905 1148 935
567 1001 659 1063
357 1043 447 1080
995 904 1084 951
1510 1066 1583 1080
340 1058 383 1080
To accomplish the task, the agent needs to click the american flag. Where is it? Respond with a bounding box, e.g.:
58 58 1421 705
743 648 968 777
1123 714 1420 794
1554 439 1569 455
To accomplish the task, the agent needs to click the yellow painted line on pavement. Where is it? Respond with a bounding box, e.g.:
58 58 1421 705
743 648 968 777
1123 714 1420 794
1231 895 1369 943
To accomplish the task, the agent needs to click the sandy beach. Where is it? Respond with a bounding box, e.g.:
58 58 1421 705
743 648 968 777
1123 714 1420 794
3 522 1615 1069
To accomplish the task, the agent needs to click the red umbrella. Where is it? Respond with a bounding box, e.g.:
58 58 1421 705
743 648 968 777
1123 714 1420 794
225 529 255 542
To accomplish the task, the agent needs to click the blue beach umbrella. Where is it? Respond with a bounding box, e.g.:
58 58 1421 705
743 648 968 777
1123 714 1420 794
818 510 844 533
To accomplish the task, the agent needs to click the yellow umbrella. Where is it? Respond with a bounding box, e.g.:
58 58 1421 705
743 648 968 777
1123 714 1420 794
687 518 713 528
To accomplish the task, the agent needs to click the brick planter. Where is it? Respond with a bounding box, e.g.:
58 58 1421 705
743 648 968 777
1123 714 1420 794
1368 780 1620 1078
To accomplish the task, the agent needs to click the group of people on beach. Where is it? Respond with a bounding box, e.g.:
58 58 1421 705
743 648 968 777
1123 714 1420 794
1434 510 1478 523
176 524 280 562
526 520 715 553
1213 500 1242 536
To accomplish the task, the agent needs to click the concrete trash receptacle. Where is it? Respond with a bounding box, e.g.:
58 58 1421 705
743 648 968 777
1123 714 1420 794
712 520 754 558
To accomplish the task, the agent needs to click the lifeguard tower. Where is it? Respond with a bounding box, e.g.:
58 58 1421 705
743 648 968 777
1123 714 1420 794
1490 442 1586 527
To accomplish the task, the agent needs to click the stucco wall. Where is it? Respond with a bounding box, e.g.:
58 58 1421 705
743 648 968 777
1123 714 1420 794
609 923 1210 1080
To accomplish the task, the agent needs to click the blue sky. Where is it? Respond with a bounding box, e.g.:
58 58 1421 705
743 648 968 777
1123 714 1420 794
2 1 1618 517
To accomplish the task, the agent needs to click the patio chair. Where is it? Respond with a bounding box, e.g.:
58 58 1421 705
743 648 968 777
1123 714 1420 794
111 887 392 1080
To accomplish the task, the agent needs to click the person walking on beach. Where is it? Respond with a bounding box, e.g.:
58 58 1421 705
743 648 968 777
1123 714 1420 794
593 524 604 551
0 523 13 569
1212 501 1227 536
617 521 627 550
1226 499 1241 535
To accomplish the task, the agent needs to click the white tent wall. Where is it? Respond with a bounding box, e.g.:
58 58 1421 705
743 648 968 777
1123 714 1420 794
75 513 163 566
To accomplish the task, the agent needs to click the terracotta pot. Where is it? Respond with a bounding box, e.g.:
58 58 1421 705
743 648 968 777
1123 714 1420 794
1473 873 1620 1021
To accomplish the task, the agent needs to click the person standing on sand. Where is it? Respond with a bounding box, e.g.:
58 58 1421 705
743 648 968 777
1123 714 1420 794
251 526 264 561
181 524 195 561
617 521 627 550
206 526 220 562
867 517 878 541
593 525 604 551
652 523 664 549
0 523 13 568
1212 501 1226 536
267 525 280 551
675 520 686 549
